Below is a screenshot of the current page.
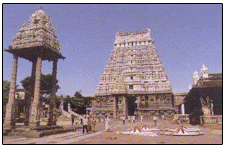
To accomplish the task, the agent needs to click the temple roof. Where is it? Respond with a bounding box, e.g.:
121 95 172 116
194 73 222 88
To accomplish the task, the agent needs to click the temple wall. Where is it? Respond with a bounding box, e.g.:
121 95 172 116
91 93 175 119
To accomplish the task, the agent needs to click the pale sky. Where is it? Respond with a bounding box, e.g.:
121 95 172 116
3 4 222 96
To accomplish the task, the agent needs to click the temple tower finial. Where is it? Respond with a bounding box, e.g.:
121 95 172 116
201 64 208 78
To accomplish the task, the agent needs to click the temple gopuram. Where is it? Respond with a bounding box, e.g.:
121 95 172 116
92 28 175 119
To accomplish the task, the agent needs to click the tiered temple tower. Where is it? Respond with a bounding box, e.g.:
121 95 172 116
4 7 65 129
92 28 174 118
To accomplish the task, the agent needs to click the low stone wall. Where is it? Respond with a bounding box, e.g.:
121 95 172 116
6 125 80 138
172 114 190 124
200 115 222 125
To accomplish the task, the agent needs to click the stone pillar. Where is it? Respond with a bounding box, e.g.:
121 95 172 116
48 59 58 126
136 95 142 115
135 96 140 113
29 56 42 127
68 103 71 112
211 102 214 115
123 96 128 118
181 104 185 115
25 61 36 126
4 54 18 128
60 99 64 111
24 93 30 126
113 96 117 118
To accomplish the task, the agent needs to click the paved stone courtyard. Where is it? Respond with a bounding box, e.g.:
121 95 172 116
3 119 222 144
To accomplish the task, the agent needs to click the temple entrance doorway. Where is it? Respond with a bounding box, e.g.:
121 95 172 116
127 96 136 116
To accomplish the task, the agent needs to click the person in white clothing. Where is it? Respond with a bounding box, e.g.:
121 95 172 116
153 115 158 126
105 116 110 131
82 115 88 134
140 114 143 123
132 116 135 123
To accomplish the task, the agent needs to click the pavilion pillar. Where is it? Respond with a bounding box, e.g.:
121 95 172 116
29 56 42 127
181 103 185 115
48 59 58 126
60 98 64 111
4 54 18 128
24 61 36 126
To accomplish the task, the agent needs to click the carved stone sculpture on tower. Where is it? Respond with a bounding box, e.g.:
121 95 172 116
193 71 199 85
201 64 208 78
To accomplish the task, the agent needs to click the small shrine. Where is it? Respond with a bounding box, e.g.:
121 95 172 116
184 65 222 125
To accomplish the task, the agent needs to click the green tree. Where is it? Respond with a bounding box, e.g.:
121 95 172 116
20 74 60 95
3 80 10 105
20 74 60 109
55 95 64 108
64 91 92 114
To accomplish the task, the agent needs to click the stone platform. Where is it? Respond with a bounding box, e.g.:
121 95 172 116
4 125 79 138
200 115 222 125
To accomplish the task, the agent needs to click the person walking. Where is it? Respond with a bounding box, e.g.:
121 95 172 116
87 116 93 132
92 117 96 132
122 115 125 125
105 116 110 131
132 116 135 123
140 114 143 123
153 115 158 126
80 115 83 125
82 115 88 134
128 116 131 123
71 114 75 125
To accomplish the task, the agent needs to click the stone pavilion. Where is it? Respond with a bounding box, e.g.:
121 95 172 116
4 7 65 129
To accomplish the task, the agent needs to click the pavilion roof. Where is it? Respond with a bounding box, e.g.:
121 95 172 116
5 7 65 61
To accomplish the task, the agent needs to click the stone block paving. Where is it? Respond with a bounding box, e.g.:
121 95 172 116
3 119 222 144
